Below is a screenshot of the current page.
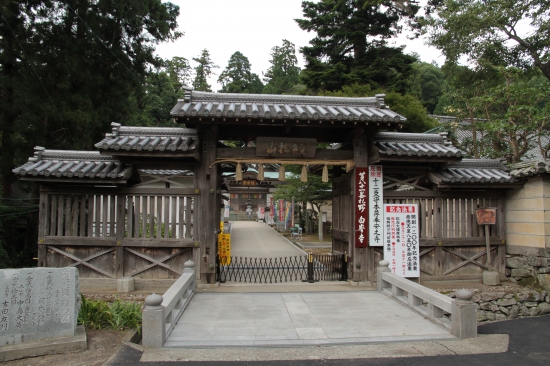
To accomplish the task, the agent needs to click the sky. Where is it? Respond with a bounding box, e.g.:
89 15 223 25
155 0 443 91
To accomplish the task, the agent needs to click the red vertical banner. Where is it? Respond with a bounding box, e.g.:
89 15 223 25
278 199 284 221
270 197 274 218
355 167 369 248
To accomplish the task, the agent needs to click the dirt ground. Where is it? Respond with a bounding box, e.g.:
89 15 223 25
3 329 128 366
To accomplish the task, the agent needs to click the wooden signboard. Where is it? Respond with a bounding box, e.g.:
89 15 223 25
256 137 317 158
355 167 368 248
476 208 496 225
241 180 257 186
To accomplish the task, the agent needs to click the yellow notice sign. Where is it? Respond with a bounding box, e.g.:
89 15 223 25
218 233 231 264
218 221 231 264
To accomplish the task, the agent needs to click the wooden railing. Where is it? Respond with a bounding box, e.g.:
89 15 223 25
37 187 200 279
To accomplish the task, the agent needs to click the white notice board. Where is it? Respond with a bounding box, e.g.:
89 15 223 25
383 204 420 278
368 166 383 246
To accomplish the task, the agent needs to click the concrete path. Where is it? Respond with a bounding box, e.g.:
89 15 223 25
164 291 454 348
230 221 305 258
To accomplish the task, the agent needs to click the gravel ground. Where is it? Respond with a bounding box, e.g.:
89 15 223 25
4 329 128 366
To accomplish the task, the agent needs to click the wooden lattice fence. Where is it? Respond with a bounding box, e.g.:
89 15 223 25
37 187 200 279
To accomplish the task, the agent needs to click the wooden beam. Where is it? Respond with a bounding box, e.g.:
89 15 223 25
435 183 524 190
19 177 128 184
217 147 353 160
124 247 184 277
40 187 200 196
419 237 503 247
130 161 196 170
378 156 463 163
41 236 197 247
48 246 116 278
383 190 505 198
101 151 198 159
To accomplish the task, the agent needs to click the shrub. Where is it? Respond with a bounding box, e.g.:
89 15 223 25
78 295 142 331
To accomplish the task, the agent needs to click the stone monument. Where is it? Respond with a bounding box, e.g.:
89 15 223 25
0 267 85 361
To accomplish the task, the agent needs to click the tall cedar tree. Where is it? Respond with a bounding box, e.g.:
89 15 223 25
263 40 301 94
165 56 192 93
192 49 218 92
218 51 264 93
296 0 420 92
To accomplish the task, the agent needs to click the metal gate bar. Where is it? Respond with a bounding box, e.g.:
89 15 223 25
217 253 347 284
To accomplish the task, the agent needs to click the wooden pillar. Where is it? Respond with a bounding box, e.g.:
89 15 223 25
115 194 125 278
37 188 48 267
351 132 368 282
194 125 220 284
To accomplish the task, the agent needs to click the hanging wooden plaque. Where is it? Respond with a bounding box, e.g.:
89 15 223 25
256 137 317 158
475 208 496 225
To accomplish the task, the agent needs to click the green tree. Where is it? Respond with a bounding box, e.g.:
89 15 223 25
423 0 550 81
218 51 264 93
192 49 218 92
165 56 191 92
273 166 331 229
384 92 439 133
0 0 182 197
296 0 420 92
407 62 444 114
437 65 550 163
433 63 508 159
320 84 438 133
135 72 179 127
263 39 301 94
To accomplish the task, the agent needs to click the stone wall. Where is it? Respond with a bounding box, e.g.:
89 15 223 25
472 288 550 322
505 254 550 290
439 287 550 323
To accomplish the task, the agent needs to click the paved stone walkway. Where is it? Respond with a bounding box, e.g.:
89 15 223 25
163 221 455 349
229 221 305 258
164 291 454 347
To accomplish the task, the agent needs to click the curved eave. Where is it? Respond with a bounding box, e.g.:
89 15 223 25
170 100 406 125
13 151 135 184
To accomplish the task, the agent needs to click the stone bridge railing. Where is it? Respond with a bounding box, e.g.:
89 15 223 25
377 261 477 339
142 260 196 348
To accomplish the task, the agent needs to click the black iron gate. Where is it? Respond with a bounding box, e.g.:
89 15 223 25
217 253 348 283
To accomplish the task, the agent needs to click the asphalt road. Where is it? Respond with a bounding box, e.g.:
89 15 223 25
105 314 550 365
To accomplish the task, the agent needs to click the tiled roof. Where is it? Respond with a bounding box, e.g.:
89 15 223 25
375 132 464 158
509 160 550 178
95 123 198 152
13 147 132 180
138 169 193 176
429 159 515 184
170 89 405 123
